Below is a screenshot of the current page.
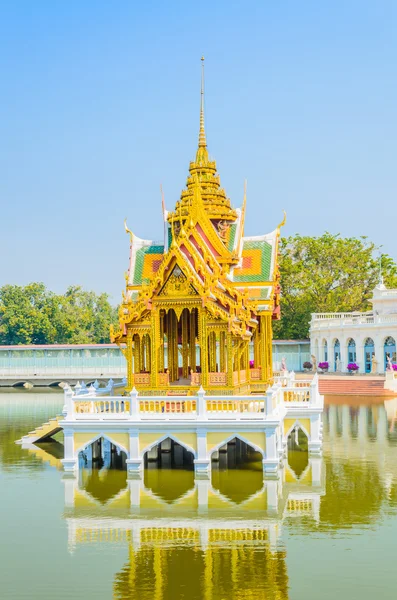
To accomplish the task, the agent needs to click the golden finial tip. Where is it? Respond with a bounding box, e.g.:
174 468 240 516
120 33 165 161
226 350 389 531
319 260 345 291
201 56 205 61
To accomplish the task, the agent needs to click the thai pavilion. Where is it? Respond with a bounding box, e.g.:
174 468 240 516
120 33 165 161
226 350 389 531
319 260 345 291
111 59 283 396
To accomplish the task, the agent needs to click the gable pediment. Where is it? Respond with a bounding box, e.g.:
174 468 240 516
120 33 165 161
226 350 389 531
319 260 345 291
158 264 198 297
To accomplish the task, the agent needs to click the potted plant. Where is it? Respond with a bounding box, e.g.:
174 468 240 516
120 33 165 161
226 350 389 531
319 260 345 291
318 361 329 373
303 361 313 372
347 362 359 374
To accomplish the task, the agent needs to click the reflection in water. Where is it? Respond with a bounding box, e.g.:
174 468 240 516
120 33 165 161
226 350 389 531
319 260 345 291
3 392 397 599
211 468 264 504
144 468 195 504
113 528 288 600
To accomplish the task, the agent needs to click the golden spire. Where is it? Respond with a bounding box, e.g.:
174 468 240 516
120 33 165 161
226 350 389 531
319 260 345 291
198 56 207 148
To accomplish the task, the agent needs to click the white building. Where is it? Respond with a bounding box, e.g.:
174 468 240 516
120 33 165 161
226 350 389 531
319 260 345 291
310 283 397 374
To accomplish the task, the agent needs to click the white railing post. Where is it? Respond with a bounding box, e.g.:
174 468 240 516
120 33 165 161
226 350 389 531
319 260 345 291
266 386 275 415
62 385 74 418
197 386 207 418
310 373 319 405
129 387 139 419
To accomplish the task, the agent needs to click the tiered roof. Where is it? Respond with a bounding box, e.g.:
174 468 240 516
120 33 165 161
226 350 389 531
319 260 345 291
114 59 283 342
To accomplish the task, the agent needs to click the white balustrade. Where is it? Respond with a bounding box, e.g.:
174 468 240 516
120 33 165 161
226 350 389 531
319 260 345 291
63 374 323 421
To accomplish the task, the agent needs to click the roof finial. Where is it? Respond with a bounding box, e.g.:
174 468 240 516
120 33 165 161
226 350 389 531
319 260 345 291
198 56 207 148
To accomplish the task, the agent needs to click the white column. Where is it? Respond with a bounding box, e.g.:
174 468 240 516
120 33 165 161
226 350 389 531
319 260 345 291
126 429 143 475
129 387 140 419
266 478 279 511
62 386 74 418
308 414 322 455
194 429 210 476
340 337 348 373
357 406 368 443
128 477 142 508
197 387 207 418
61 429 77 473
309 456 323 486
263 428 279 475
374 334 384 373
196 477 210 511
62 475 77 507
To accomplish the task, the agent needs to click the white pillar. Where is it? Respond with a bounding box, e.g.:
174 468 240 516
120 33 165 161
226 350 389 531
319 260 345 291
61 429 77 473
309 456 323 486
62 475 77 507
129 387 139 419
263 428 279 475
128 477 142 507
308 414 322 455
340 337 348 373
194 429 210 476
266 478 279 511
374 335 384 373
62 387 74 418
126 429 143 475
197 387 207 418
196 477 210 510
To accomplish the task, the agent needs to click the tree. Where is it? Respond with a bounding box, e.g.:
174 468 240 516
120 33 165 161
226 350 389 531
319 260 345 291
273 233 397 340
0 283 58 344
0 283 118 345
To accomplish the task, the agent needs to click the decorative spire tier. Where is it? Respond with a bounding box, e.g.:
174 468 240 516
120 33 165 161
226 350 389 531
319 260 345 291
168 57 237 223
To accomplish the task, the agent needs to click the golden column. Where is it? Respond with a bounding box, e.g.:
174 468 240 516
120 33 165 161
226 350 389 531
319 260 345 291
126 330 133 390
159 310 165 373
182 308 189 378
150 311 159 387
209 331 216 372
189 308 196 374
219 330 226 373
200 309 208 387
134 335 141 374
226 332 233 387
260 314 273 382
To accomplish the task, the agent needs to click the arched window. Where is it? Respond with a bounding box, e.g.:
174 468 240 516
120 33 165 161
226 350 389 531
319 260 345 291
384 336 396 370
347 338 356 364
334 339 340 371
364 338 375 373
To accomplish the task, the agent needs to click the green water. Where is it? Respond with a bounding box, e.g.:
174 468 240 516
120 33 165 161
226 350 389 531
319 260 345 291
1 390 397 599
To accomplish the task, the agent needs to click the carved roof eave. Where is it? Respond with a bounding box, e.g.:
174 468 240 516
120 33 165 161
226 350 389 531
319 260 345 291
120 246 258 338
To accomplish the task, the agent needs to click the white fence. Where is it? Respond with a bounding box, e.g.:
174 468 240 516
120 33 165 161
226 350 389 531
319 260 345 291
62 373 322 422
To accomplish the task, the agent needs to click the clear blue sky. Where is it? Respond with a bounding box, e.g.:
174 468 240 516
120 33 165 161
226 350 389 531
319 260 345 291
1 1 396 303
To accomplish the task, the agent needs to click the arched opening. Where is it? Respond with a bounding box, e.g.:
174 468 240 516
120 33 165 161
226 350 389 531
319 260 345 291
384 336 396 370
142 437 195 503
333 339 340 371
211 437 263 470
48 381 62 388
364 338 375 373
78 437 128 504
211 437 264 503
78 437 127 471
143 437 194 470
287 425 309 479
347 338 357 364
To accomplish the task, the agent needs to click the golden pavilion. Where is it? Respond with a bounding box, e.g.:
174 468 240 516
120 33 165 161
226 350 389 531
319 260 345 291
111 59 283 395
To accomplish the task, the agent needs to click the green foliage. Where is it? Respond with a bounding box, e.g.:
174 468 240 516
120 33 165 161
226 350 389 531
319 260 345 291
0 283 118 345
273 233 397 340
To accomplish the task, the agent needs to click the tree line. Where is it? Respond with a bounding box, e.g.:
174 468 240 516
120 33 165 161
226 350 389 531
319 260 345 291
0 234 396 344
0 284 118 345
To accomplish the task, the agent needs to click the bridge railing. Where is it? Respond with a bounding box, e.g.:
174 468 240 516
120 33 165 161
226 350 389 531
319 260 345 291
63 376 323 421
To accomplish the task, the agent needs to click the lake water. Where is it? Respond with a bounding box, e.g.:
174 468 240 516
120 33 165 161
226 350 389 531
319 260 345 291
1 389 397 599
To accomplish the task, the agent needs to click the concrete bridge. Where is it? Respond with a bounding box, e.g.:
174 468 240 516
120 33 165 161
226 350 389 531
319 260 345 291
0 341 310 387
